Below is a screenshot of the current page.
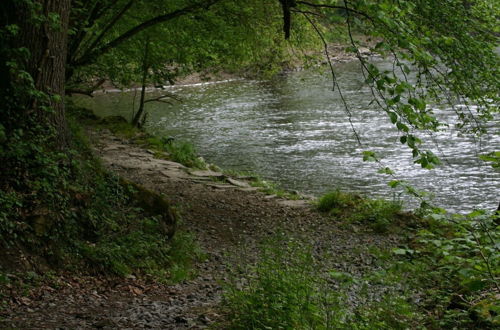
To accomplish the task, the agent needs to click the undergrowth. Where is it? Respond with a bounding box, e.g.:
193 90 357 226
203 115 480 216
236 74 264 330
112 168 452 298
0 110 201 282
223 236 424 329
223 217 499 329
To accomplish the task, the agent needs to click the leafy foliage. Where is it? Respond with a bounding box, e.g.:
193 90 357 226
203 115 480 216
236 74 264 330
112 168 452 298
409 209 500 326
1 114 200 280
68 0 319 92
223 236 425 329
296 0 498 168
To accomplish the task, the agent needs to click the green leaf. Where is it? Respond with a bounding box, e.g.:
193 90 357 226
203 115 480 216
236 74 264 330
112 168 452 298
345 46 358 53
388 180 400 188
388 111 398 124
396 122 409 132
362 151 377 162
0 124 5 143
479 151 500 169
392 248 408 255
409 97 426 111
378 167 395 175
463 279 486 292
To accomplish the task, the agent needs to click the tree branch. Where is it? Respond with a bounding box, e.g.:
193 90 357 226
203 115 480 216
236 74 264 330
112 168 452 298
65 78 106 96
83 0 135 61
65 88 94 97
296 0 374 22
144 92 182 104
73 0 220 68
68 0 119 64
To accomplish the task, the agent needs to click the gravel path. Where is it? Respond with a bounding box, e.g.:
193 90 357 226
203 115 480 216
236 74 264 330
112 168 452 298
1 129 401 329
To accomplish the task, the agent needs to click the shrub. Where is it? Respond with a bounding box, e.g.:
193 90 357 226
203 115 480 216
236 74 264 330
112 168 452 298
224 240 343 329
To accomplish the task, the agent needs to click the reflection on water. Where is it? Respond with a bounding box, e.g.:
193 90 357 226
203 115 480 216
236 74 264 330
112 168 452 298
76 60 499 213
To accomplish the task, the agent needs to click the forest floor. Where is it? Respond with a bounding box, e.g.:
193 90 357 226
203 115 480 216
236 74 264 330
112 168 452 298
1 128 403 329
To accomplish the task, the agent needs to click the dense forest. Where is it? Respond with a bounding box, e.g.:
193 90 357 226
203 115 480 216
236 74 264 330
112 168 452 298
1 0 499 328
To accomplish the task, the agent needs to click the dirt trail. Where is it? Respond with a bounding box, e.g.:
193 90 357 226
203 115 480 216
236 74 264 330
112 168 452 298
2 129 399 329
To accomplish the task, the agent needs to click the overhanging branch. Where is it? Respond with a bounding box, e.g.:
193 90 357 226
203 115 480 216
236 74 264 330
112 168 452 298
73 0 220 68
296 0 374 22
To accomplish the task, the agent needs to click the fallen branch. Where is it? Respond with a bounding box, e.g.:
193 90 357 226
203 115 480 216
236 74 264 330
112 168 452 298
144 92 182 104
65 78 106 96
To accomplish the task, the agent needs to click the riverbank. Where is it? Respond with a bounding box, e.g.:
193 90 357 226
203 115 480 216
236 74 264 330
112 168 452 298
1 123 404 328
2 119 497 328
86 41 377 95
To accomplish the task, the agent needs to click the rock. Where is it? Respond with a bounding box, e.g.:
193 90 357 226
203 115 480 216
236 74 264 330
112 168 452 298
358 47 372 55
277 200 310 208
174 316 188 324
119 178 177 239
160 170 190 180
206 183 234 190
227 178 250 188
155 159 186 169
189 177 212 182
102 144 123 151
127 152 150 158
237 187 259 192
93 318 116 328
190 170 225 178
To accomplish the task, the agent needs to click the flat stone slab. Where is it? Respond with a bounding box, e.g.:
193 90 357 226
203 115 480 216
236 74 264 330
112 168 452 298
155 159 187 168
206 183 234 189
277 200 311 208
160 170 190 180
189 177 213 182
237 187 259 192
102 144 125 151
128 152 151 158
190 170 225 178
227 178 250 188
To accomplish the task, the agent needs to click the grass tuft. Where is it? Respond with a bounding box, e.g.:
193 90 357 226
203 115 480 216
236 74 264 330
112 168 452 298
317 190 403 232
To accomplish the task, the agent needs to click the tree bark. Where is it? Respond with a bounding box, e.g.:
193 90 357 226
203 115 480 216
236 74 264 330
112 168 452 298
14 0 71 147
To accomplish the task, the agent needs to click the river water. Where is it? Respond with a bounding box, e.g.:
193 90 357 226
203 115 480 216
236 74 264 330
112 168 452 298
77 59 499 213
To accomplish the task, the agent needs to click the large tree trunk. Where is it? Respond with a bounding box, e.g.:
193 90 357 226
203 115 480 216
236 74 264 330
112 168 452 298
14 0 71 147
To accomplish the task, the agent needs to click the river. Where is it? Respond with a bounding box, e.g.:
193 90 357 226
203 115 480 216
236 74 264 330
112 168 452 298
75 59 499 213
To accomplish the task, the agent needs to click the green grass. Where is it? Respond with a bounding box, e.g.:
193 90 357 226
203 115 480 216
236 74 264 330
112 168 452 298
317 190 404 232
164 140 207 169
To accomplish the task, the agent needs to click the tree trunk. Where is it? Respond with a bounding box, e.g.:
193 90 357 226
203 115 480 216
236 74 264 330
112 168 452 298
14 0 71 147
132 38 150 128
